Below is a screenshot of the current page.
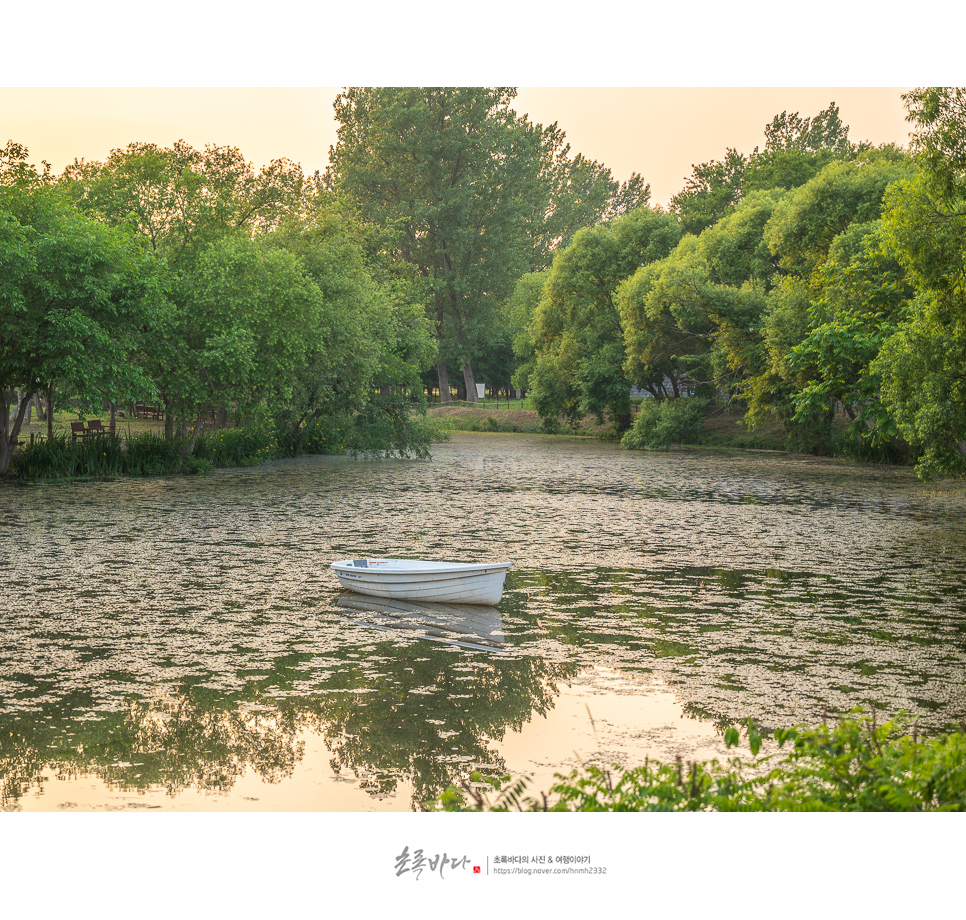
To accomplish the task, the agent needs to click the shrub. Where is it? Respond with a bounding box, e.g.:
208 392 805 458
621 398 708 450
274 417 344 457
123 432 186 476
16 432 124 479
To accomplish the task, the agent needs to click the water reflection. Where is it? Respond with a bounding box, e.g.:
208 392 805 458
2 434 966 810
336 594 506 652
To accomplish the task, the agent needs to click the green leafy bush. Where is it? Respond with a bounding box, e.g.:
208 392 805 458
274 417 345 457
621 398 708 450
13 426 269 479
432 709 966 812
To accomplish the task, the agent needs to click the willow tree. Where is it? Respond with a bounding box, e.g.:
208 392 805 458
528 206 682 430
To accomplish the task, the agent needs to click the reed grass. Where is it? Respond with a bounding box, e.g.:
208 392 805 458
11 419 350 481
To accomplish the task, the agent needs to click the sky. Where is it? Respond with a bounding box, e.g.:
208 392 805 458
2 86 914 208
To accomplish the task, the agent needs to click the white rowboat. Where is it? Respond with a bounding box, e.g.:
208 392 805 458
330 558 512 605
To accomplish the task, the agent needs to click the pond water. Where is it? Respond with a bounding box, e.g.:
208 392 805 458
2 432 966 812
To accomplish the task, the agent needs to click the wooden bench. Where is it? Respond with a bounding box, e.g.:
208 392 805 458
134 403 164 420
87 419 107 436
70 421 89 442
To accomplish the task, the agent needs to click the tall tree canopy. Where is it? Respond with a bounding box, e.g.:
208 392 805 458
56 139 437 457
1 146 162 475
671 102 858 236
871 88 966 477
527 206 682 429
326 86 648 403
62 140 311 265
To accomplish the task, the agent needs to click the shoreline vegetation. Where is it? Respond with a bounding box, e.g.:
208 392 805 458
433 709 966 812
0 397 938 482
4 410 442 482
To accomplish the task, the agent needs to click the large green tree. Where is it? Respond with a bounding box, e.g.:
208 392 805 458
327 87 648 404
671 102 858 236
528 207 682 429
872 88 966 476
265 206 437 457
327 88 533 402
63 140 310 265
61 139 437 456
1 147 161 475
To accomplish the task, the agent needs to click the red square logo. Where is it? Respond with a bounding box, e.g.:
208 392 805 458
473 866 481 874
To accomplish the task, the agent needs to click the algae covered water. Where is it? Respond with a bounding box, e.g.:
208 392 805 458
2 433 965 811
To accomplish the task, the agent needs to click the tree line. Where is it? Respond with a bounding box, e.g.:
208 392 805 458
0 88 645 477
3 87 965 480
509 89 966 480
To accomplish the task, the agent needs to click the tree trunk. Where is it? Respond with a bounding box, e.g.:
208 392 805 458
463 360 478 404
438 362 452 404
46 385 54 441
0 401 13 478
1 389 34 477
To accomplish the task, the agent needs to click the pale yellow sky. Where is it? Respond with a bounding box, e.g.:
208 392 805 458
2 87 913 208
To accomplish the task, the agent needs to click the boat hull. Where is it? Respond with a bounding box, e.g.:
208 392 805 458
330 559 511 605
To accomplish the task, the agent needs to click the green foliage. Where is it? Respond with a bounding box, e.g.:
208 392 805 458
620 398 708 450
618 236 717 399
49 139 438 466
16 433 124 479
327 87 648 403
158 235 325 436
869 91 966 478
763 155 913 276
192 426 277 467
670 147 747 236
327 87 539 401
528 207 682 430
0 167 164 475
431 709 966 812
274 416 344 457
63 139 309 266
670 102 855 236
121 431 187 475
743 148 840 195
873 293 966 479
760 102 853 156
11 416 367 481
789 221 912 458
903 87 966 204
504 270 549 392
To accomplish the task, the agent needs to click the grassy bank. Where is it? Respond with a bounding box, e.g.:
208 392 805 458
427 404 614 438
427 400 828 452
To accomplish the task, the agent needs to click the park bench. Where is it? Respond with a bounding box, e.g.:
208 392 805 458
87 420 107 435
70 421 89 442
134 403 164 420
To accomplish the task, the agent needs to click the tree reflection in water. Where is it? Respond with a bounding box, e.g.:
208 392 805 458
0 634 579 810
